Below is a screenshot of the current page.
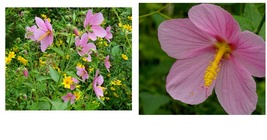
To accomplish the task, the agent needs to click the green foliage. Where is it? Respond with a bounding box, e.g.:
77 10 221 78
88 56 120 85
139 3 265 115
6 8 132 110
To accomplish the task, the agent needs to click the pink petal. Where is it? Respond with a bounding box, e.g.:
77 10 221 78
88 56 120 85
97 75 104 85
40 34 53 52
88 32 97 41
94 87 103 99
92 25 107 37
90 12 104 25
35 17 47 31
76 67 83 76
215 58 257 114
75 36 80 47
82 72 89 81
232 31 265 77
106 26 111 32
86 54 92 62
188 4 240 42
88 43 96 50
84 10 93 27
34 29 46 41
80 33 88 45
158 18 215 59
166 53 215 104
45 19 52 32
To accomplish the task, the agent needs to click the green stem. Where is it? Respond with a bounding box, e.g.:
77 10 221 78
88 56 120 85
139 3 171 19
113 8 132 48
256 13 265 35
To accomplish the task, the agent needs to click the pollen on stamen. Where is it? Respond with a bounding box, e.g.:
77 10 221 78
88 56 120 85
38 30 51 41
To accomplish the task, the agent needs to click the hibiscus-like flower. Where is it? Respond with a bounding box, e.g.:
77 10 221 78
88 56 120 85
84 10 107 41
76 65 89 81
104 55 111 72
62 92 75 104
75 33 96 62
25 25 37 41
34 17 53 52
158 4 265 114
105 26 113 42
93 69 105 99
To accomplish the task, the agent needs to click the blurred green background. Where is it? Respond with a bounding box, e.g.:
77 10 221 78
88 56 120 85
139 3 265 115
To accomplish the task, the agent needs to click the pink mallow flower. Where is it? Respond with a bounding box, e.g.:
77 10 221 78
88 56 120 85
104 55 111 72
105 26 113 42
70 78 79 90
75 33 96 62
84 10 107 41
76 66 89 81
34 17 53 52
158 4 265 114
62 92 75 104
93 69 104 99
25 25 37 41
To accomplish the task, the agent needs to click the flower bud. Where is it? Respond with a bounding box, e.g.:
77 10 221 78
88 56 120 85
73 27 80 36
23 68 28 78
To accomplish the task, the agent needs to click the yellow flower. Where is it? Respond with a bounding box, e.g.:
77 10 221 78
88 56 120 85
110 87 116 91
17 56 28 65
39 59 46 65
127 16 132 20
111 80 122 86
62 76 73 89
41 14 47 19
107 73 111 77
121 54 128 60
89 67 94 73
74 91 81 100
122 24 132 32
82 57 89 62
5 57 12 64
65 55 70 60
76 63 85 68
8 51 16 59
104 41 108 47
118 23 122 27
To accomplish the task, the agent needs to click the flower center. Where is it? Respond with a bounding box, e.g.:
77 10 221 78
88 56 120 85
203 42 231 88
38 30 51 41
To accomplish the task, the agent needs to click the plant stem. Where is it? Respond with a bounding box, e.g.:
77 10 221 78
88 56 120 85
139 3 171 19
256 13 265 35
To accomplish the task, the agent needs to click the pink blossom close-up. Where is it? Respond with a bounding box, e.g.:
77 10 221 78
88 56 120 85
84 10 107 41
75 33 96 62
34 17 53 52
61 92 75 104
158 4 265 114
76 66 89 81
25 25 37 41
70 78 79 90
93 69 104 99
104 55 111 72
105 26 113 42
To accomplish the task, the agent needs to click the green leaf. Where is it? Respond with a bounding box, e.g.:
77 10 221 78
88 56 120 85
49 66 60 83
233 15 255 31
38 102 51 110
111 46 122 56
244 4 262 32
259 22 265 39
23 83 34 89
65 71 82 81
51 47 64 57
140 92 171 114
36 76 52 82
49 99 68 110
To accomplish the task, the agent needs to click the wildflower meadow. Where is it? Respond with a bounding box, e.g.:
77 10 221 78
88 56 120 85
139 3 265 115
6 8 132 110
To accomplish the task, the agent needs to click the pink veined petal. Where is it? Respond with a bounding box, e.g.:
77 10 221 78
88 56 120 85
35 17 47 31
88 43 96 50
232 31 265 77
34 29 46 41
188 4 240 42
94 87 103 99
166 53 215 104
45 19 53 32
106 26 111 32
78 43 90 56
80 33 88 45
88 32 97 41
158 18 215 59
92 25 107 37
90 12 104 25
82 72 89 81
97 75 104 85
75 36 80 47
84 10 93 27
76 67 83 76
40 34 53 52
215 57 257 114
86 54 92 62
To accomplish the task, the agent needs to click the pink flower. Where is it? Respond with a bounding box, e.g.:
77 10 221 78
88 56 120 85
75 33 96 62
105 26 113 42
23 68 28 78
73 27 80 36
62 92 75 104
70 78 79 90
76 66 89 81
93 69 104 99
104 55 111 72
25 25 37 41
84 10 107 41
34 17 53 52
158 4 265 114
